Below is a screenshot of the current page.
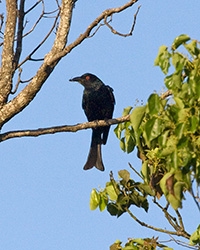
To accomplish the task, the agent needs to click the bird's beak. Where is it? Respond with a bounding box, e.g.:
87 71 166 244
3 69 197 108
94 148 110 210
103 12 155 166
69 76 82 82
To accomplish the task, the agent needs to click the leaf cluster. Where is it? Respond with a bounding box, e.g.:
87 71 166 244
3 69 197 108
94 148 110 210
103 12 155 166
90 170 154 217
91 35 200 249
110 237 173 250
114 35 200 210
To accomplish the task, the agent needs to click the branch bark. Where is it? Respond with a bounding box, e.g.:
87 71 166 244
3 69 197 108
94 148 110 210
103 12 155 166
0 115 130 142
0 0 17 106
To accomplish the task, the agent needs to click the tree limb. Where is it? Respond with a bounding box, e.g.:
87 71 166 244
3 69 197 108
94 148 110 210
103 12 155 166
0 0 139 129
0 115 130 142
125 207 190 239
47 0 139 65
0 0 17 106
0 0 73 128
13 0 25 70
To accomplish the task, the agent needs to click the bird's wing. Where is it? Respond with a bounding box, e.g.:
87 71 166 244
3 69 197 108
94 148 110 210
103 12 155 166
106 85 115 105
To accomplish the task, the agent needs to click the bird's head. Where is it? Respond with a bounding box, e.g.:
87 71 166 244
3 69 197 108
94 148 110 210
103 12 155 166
69 73 103 89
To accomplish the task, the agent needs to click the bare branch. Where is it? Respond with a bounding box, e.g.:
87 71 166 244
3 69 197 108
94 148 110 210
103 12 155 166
0 0 138 128
18 11 60 68
22 0 45 39
47 0 140 65
104 5 141 37
25 0 43 15
13 0 25 70
160 238 198 250
160 90 172 100
125 207 190 238
0 115 130 142
10 68 22 94
128 162 143 179
153 197 180 230
0 14 4 34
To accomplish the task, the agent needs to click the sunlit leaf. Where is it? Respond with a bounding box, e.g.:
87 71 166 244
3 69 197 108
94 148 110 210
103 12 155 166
123 106 133 116
118 170 130 183
90 189 100 210
148 93 161 115
172 34 190 50
106 184 118 201
130 106 146 131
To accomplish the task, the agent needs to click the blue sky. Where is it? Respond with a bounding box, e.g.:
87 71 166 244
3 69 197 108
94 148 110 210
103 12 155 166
0 0 200 249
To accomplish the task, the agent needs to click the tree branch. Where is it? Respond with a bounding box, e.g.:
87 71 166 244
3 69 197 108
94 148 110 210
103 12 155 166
0 0 73 128
13 0 25 70
125 207 190 238
0 115 130 142
47 0 139 65
0 0 138 129
104 5 141 37
0 0 17 105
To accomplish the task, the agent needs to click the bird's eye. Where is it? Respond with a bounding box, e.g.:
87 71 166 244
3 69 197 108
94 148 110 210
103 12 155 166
86 76 90 80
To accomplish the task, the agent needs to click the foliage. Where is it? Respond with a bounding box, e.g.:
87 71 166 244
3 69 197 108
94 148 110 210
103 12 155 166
90 35 200 249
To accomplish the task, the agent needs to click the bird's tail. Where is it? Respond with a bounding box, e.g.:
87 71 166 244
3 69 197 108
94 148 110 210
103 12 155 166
83 130 104 171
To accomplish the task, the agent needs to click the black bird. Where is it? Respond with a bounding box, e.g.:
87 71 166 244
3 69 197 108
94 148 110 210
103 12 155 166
69 73 115 171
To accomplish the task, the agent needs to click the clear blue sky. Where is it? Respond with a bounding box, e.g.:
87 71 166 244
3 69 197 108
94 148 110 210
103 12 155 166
0 1 200 249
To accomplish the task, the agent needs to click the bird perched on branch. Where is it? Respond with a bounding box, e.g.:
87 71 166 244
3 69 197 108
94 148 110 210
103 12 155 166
69 73 115 171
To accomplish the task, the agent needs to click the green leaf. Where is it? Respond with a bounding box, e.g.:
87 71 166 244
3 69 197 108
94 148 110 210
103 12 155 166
107 203 119 216
189 116 199 133
122 246 138 250
190 225 200 245
171 53 186 71
144 117 163 143
168 193 182 210
160 172 173 196
174 181 184 201
175 123 186 139
106 184 119 201
137 183 155 196
120 137 126 152
130 106 146 131
174 97 184 109
172 34 190 50
148 93 161 115
131 239 144 245
118 170 130 183
125 129 135 153
123 106 133 116
184 40 200 57
110 240 122 250
154 45 171 74
99 194 108 211
90 189 100 210
141 161 150 182
114 123 123 139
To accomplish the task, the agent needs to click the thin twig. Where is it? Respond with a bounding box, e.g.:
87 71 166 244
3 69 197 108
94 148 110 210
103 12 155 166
11 68 23 94
125 207 189 237
175 209 185 231
104 5 141 37
160 238 198 250
128 162 143 179
23 1 45 38
168 235 197 249
0 14 4 33
153 197 180 229
18 10 60 68
160 90 172 100
25 0 43 14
